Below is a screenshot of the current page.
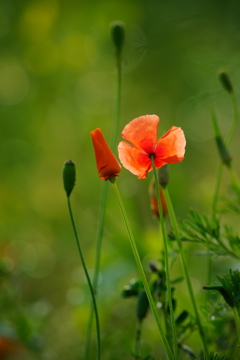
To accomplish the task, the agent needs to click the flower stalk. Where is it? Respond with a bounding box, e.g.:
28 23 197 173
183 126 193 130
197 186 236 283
162 186 209 359
151 157 178 359
110 176 174 360
85 23 124 358
63 161 101 360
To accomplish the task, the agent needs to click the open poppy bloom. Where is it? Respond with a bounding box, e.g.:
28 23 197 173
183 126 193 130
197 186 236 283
91 128 121 180
118 115 186 179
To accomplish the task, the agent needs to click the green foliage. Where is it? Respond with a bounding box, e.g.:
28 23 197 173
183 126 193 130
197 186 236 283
218 185 240 215
172 209 240 258
205 352 227 360
218 269 240 314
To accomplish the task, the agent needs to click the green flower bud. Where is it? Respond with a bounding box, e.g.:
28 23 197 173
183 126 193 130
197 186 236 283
202 285 234 308
63 160 76 197
211 107 232 167
158 164 170 187
111 21 125 57
219 71 233 94
136 290 149 322
149 261 158 273
215 136 232 167
175 310 188 325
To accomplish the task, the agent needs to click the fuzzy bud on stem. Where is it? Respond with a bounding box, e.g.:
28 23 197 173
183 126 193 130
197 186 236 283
136 290 149 322
111 21 125 58
211 107 232 167
219 70 233 94
158 164 170 188
63 160 76 197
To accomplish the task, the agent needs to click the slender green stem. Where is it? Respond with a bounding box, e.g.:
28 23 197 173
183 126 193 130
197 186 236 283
110 178 174 360
209 92 238 299
211 163 223 214
225 92 238 146
162 187 209 359
67 197 101 360
83 182 108 359
205 253 211 304
208 163 223 301
233 307 240 344
111 58 122 150
151 157 178 359
84 40 122 359
211 90 238 212
134 321 142 359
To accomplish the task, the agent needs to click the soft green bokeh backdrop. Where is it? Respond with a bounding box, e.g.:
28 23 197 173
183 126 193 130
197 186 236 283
1 0 240 359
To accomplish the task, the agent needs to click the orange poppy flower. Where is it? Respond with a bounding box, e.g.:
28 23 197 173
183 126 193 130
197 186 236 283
118 115 186 179
91 128 121 180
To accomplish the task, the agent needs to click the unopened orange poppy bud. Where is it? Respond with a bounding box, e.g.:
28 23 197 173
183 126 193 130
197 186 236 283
91 128 122 180
149 179 167 218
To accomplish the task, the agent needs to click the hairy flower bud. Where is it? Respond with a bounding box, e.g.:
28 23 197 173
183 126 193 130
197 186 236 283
63 160 76 197
111 21 125 57
211 108 232 167
219 70 233 94
136 290 149 322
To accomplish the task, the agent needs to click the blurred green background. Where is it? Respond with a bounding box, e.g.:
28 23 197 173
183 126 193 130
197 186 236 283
1 0 240 359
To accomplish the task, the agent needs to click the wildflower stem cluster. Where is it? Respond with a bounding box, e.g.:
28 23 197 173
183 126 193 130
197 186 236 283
162 187 209 359
151 156 178 359
110 177 174 360
84 22 124 358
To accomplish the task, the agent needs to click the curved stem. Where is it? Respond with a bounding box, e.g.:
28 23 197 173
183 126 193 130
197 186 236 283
225 92 238 146
209 92 238 303
134 321 142 359
83 182 108 359
110 178 174 360
233 307 240 345
111 58 122 150
162 187 209 359
84 43 122 359
67 197 101 360
211 163 223 214
151 157 178 359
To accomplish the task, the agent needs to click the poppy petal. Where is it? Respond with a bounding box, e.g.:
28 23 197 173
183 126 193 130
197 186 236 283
118 141 152 179
91 128 121 179
154 126 186 166
121 115 160 153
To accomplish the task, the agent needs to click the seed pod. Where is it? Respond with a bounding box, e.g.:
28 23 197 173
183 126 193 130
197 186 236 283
149 179 167 218
211 108 232 168
63 160 76 197
219 71 233 94
158 164 170 187
111 21 125 57
175 310 188 325
136 290 149 322
215 136 232 167
149 261 158 273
